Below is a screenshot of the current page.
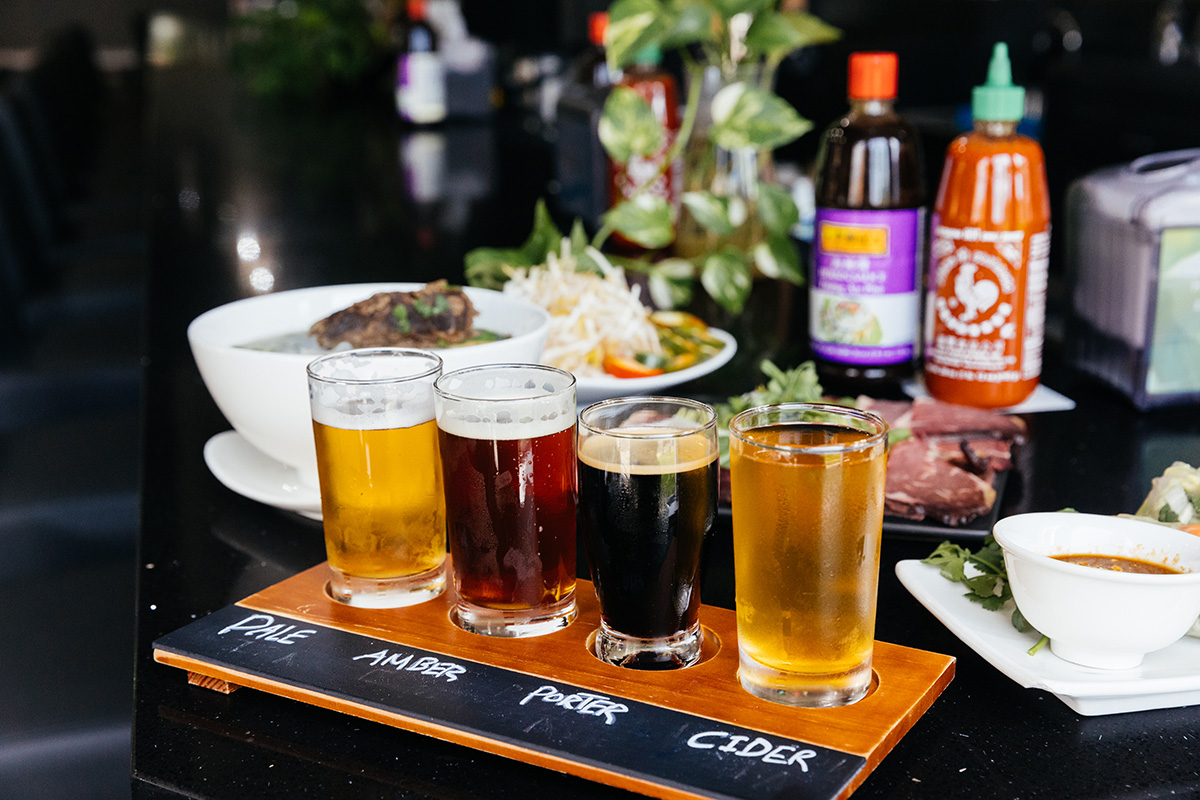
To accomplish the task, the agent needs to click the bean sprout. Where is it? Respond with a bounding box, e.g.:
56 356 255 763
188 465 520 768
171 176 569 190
502 239 660 376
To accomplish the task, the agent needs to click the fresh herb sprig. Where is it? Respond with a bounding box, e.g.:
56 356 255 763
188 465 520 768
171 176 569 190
711 359 822 466
923 537 1049 655
713 359 821 429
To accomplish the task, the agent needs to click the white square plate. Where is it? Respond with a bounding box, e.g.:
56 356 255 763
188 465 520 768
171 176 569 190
896 559 1200 715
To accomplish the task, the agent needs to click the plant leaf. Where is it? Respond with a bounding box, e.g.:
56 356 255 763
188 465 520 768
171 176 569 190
599 86 664 162
521 198 563 264
464 247 531 290
569 217 589 255
744 11 805 59
568 220 607 275
648 258 696 309
708 0 772 19
682 191 735 235
606 0 666 70
700 249 753 315
603 194 675 249
922 540 970 582
753 233 803 285
709 85 812 151
757 180 800 235
660 2 716 48
464 199 560 289
746 12 841 59
779 11 842 49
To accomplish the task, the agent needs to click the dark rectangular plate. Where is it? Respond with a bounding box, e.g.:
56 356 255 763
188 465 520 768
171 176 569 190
717 471 1008 543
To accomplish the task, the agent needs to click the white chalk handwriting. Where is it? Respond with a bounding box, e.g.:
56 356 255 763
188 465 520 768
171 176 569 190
217 613 317 645
519 684 629 725
687 730 817 771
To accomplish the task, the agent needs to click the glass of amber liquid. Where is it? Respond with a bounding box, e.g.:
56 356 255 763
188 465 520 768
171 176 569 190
578 397 718 669
728 403 888 707
434 364 578 638
307 348 447 608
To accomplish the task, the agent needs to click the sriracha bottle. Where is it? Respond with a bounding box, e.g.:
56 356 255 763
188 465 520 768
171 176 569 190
924 43 1050 408
608 45 680 250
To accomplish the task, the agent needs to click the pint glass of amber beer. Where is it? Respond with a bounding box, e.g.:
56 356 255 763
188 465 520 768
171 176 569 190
728 403 888 707
434 364 577 637
307 348 447 608
578 397 718 669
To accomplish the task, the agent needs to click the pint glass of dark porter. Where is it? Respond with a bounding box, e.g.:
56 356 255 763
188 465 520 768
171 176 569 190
578 396 718 669
434 364 577 638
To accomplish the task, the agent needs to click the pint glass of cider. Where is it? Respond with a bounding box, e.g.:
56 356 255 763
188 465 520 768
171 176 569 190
728 403 888 707
578 397 718 669
434 364 578 638
307 348 447 608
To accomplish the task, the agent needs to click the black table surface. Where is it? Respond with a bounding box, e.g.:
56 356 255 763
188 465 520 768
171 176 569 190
132 54 1200 800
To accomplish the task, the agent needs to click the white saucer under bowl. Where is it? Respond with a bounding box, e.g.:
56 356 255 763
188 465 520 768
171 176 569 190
897 559 1200 716
204 431 323 520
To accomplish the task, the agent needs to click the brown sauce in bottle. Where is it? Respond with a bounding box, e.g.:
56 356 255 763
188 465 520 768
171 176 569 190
811 52 925 397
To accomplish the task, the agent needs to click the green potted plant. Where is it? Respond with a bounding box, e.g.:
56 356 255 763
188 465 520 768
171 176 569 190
468 0 838 316
229 0 387 102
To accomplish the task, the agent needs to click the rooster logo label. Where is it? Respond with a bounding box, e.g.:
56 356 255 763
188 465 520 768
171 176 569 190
935 253 1017 340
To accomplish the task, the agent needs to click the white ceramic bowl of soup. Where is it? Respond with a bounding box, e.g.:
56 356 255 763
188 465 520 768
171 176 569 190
188 283 550 487
993 512 1200 669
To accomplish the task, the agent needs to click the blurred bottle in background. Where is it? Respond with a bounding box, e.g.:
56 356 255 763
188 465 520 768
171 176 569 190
426 0 497 119
396 0 447 125
555 12 615 228
608 44 681 250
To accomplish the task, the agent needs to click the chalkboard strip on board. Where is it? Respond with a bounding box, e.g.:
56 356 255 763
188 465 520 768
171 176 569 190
154 565 955 800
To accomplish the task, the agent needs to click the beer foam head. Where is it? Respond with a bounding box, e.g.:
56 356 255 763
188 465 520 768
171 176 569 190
578 398 718 473
435 364 575 440
308 349 440 430
578 429 717 474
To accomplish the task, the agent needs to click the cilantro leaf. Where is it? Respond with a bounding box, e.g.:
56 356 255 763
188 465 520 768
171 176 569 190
713 360 823 467
923 535 1043 652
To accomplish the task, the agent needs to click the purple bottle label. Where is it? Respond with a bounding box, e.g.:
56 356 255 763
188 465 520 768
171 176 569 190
809 207 923 366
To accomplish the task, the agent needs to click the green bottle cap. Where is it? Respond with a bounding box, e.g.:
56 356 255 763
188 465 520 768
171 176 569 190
972 43 1025 122
632 44 662 66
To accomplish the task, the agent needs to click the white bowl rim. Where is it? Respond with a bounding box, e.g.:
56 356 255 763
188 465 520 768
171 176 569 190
993 512 1200 584
186 282 551 353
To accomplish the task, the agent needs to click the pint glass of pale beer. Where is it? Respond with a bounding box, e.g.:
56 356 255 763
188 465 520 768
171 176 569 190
307 348 446 608
728 403 888 707
434 364 577 637
578 397 718 669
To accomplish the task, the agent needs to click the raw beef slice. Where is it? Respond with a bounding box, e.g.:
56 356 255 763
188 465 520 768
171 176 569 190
885 438 998 526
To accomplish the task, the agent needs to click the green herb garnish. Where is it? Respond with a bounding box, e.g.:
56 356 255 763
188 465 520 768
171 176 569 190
923 536 1048 655
412 294 450 319
714 360 822 430
391 304 411 334
712 360 822 467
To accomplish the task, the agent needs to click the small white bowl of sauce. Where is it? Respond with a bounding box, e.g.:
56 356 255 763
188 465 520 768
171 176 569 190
993 512 1200 669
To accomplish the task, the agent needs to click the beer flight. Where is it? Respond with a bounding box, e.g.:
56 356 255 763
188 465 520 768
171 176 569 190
306 349 888 709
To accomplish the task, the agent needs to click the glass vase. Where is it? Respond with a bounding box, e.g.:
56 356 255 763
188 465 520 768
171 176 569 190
674 63 772 260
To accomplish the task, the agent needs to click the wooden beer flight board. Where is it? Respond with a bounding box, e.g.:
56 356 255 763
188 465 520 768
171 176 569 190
154 565 954 800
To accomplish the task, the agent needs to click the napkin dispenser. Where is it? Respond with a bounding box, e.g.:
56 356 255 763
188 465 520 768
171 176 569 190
1066 149 1200 409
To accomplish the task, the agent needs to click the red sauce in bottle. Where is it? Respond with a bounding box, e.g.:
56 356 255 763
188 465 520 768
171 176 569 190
608 45 680 250
924 43 1050 408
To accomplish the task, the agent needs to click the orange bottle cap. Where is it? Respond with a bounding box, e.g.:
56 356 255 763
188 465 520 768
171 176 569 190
848 52 898 100
589 12 609 47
